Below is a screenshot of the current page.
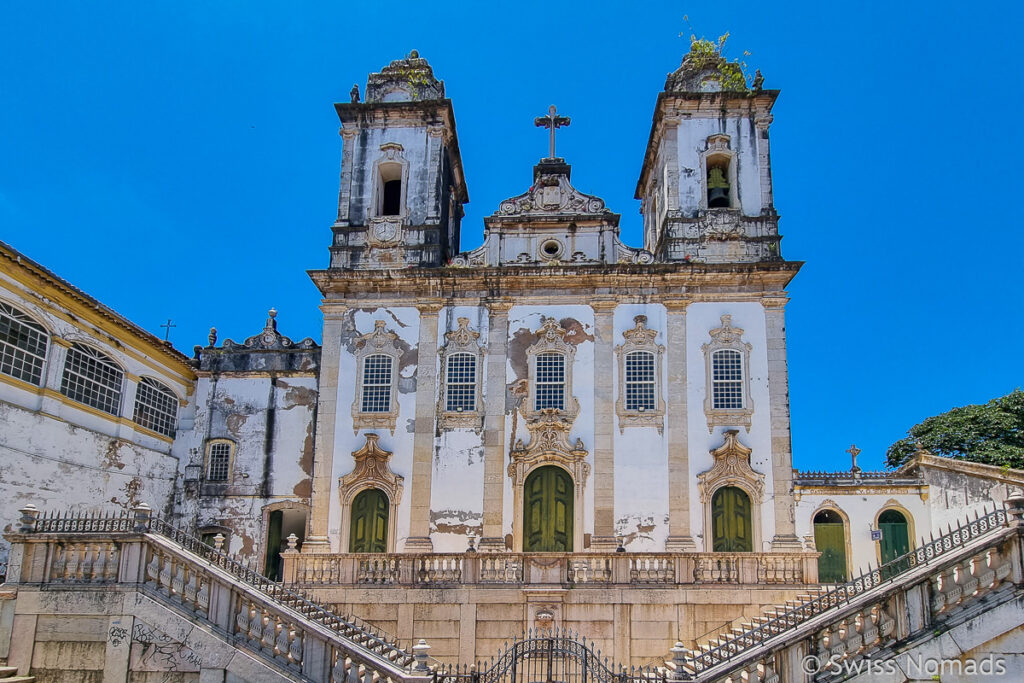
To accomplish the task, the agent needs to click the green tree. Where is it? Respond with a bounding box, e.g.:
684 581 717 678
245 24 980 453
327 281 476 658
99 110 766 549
886 390 1024 469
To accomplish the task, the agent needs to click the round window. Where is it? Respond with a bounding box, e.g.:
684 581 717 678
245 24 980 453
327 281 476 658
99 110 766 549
539 239 563 260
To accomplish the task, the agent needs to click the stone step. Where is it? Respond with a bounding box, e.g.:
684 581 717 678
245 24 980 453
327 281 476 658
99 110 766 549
0 668 17 677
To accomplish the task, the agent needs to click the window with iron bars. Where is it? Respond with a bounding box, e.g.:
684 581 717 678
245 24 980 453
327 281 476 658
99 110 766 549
61 343 123 416
445 352 476 412
133 377 178 437
534 352 565 410
361 354 393 413
624 351 656 411
0 301 48 386
711 349 744 409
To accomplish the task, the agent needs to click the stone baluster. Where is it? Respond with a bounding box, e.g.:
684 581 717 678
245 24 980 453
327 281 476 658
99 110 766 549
183 567 199 608
172 561 186 599
860 606 879 648
287 626 303 665
65 543 81 581
51 543 68 581
158 555 174 595
236 600 254 638
79 543 95 580
90 543 106 581
145 550 161 586
247 603 264 644
260 610 277 652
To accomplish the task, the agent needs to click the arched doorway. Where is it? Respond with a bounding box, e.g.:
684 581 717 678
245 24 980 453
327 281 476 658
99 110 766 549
813 509 848 583
349 488 389 553
878 509 910 565
711 486 753 552
523 466 573 552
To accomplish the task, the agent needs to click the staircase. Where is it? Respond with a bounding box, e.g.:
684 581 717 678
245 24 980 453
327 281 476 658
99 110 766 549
3 508 433 682
664 505 1021 681
0 665 33 682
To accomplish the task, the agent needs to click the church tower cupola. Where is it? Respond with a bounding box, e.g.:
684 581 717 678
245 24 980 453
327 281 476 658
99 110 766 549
329 51 469 270
635 39 782 264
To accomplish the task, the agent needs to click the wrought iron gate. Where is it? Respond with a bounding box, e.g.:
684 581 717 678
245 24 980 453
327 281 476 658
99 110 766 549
435 629 665 683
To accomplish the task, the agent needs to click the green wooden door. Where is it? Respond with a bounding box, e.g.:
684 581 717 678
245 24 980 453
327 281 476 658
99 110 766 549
813 511 847 583
879 510 910 564
711 486 753 552
349 488 389 553
523 466 573 552
265 510 283 580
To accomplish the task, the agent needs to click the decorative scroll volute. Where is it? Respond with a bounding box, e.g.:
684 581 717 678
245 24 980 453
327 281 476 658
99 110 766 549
339 433 404 506
697 429 764 504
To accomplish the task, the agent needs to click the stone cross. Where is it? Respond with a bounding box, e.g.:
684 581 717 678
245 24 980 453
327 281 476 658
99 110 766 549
159 318 176 341
847 444 861 472
534 105 570 159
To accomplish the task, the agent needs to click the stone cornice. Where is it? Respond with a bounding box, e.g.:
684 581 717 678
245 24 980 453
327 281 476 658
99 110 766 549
901 452 1024 487
308 262 802 300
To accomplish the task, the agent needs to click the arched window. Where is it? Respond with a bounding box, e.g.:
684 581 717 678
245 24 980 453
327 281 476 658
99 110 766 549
377 162 403 217
445 352 477 412
361 354 393 413
711 486 753 552
133 377 178 437
624 351 656 411
206 440 234 482
349 488 389 553
813 509 848 583
711 349 744 409
61 343 123 415
707 157 731 208
0 301 48 386
534 352 565 410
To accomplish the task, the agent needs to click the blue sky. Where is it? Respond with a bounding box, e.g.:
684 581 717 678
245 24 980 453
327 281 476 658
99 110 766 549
2 1 1022 470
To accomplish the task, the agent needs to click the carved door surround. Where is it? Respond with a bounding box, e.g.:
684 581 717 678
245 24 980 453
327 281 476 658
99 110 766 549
698 430 765 552
509 409 589 552
337 433 404 553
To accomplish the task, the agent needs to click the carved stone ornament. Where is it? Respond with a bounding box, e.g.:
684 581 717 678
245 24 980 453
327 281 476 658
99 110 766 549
437 317 485 431
695 210 746 241
508 408 590 489
615 315 666 433
364 51 445 103
697 430 765 504
351 320 401 434
497 173 609 217
524 317 580 423
368 217 402 247
338 433 404 509
220 308 318 351
702 314 754 432
615 242 656 264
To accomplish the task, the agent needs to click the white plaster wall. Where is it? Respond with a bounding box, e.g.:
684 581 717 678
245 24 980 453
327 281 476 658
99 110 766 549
612 304 670 551
686 302 775 551
795 492 931 574
0 401 179 563
429 306 488 552
329 307 420 551
674 118 763 216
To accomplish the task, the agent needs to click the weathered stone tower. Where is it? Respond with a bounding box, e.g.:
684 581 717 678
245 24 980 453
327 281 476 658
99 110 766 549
329 51 469 269
636 48 780 264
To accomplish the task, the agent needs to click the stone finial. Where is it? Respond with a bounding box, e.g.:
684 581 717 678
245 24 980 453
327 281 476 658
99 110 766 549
213 533 225 551
208 327 217 346
18 503 39 533
1006 496 1024 527
752 69 764 90
847 444 861 474
412 639 431 671
132 502 152 532
466 534 476 553
670 642 691 681
286 533 299 551
409 49 419 58
350 83 360 103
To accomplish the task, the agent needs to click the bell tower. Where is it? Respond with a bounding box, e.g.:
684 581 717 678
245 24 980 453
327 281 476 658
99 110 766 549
635 43 781 264
330 51 469 270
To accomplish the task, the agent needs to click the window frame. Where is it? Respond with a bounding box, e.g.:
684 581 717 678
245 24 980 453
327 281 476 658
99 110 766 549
0 300 49 387
701 314 754 432
614 315 666 433
132 376 179 438
524 317 579 421
60 342 124 416
205 439 235 483
437 316 485 431
351 320 401 433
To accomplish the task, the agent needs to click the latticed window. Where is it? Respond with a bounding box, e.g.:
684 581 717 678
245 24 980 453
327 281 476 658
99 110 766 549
445 352 476 412
133 377 178 437
207 441 231 482
534 352 565 410
61 343 123 415
361 354 393 413
624 351 656 411
711 349 744 409
0 302 48 386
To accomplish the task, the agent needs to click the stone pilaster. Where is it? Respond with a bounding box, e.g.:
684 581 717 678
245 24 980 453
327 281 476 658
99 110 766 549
337 127 358 224
479 300 511 551
663 118 681 214
39 338 70 416
305 307 346 552
425 127 445 220
406 303 442 551
755 114 774 210
764 296 800 549
590 300 617 549
664 299 696 551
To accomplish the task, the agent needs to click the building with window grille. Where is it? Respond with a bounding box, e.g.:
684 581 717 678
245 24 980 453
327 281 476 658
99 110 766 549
2 47 1021 670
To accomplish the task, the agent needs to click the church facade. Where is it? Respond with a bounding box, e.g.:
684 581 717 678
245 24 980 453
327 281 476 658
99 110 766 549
2 47 1020 667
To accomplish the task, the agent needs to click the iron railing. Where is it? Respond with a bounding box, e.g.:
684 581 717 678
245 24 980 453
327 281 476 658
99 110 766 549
686 506 1010 676
29 509 416 669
